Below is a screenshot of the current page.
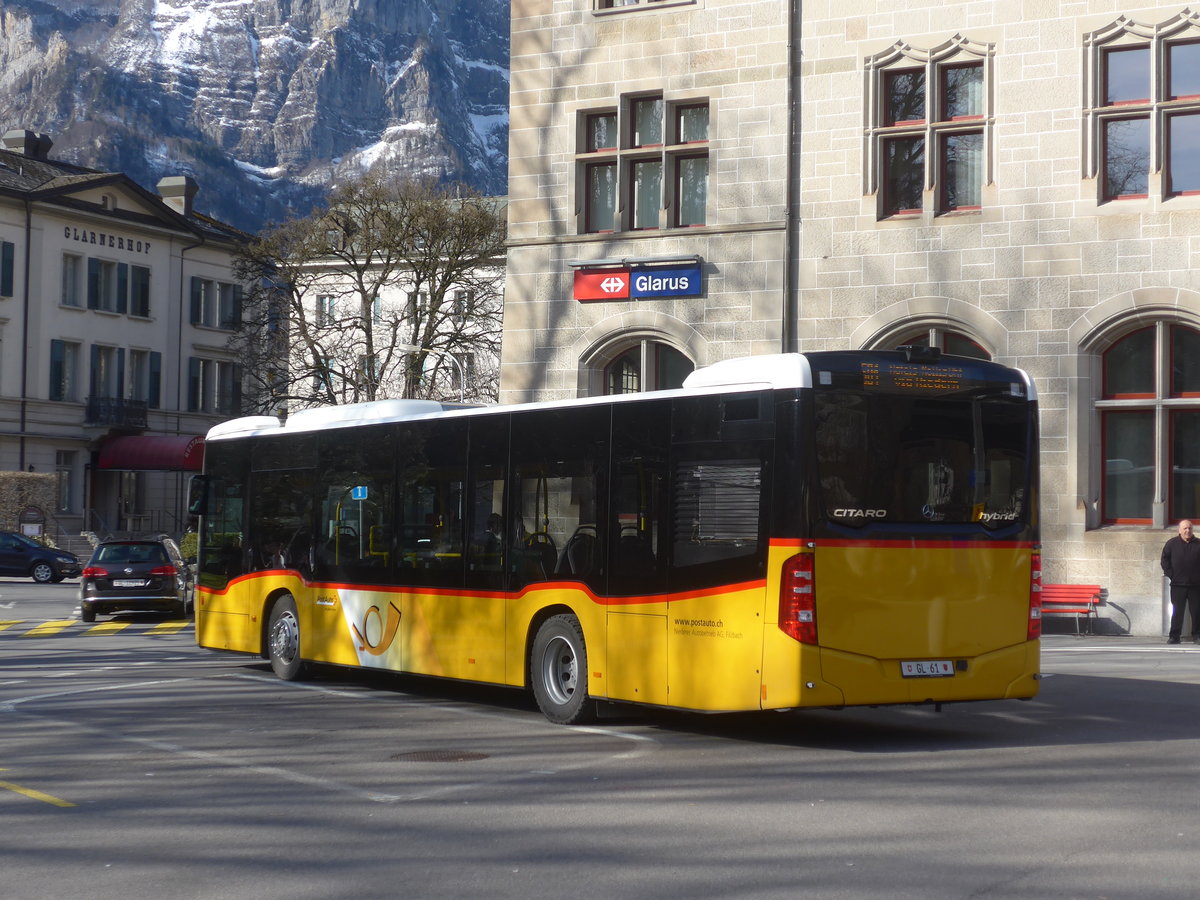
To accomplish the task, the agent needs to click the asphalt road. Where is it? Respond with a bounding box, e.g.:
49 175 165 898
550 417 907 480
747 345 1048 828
3 579 1200 898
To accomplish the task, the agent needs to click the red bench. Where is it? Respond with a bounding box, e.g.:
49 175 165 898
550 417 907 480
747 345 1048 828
1039 584 1105 635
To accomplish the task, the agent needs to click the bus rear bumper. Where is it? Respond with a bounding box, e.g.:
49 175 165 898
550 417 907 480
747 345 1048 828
800 639 1040 708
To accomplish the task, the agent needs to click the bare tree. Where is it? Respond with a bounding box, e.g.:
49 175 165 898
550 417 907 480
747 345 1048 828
231 173 505 413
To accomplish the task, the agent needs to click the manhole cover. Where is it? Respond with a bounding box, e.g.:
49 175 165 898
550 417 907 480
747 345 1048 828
390 749 489 763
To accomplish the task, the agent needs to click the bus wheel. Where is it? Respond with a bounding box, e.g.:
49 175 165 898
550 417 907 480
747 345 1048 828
530 614 595 725
267 595 306 681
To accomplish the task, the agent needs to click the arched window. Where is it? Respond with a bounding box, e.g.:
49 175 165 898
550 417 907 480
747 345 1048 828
1099 322 1200 523
892 327 991 360
603 341 694 395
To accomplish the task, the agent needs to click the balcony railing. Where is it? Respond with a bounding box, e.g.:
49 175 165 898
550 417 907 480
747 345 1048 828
85 396 148 428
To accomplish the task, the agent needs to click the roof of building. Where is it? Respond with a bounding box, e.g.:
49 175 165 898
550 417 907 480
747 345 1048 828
0 136 247 245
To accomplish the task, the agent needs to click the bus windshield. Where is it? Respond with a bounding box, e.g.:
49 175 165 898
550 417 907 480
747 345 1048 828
815 390 1030 528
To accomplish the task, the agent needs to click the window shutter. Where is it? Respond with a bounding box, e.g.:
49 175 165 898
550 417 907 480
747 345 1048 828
117 348 126 399
190 277 202 324
116 263 129 314
49 340 64 402
188 357 201 411
149 352 162 409
0 241 13 297
90 343 101 398
87 258 101 310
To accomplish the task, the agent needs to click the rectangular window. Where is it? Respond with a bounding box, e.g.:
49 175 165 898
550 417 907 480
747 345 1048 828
316 294 335 326
676 104 709 143
1104 46 1150 104
1171 409 1200 521
314 355 336 393
130 265 150 317
188 357 212 411
586 162 617 233
587 112 617 151
218 283 240 329
873 56 986 218
62 253 82 307
55 451 76 513
191 277 216 326
1103 410 1154 522
88 259 125 312
884 136 925 215
632 97 664 146
188 357 239 414
216 361 239 414
1169 40 1200 99
1167 112 1200 195
128 349 162 405
49 339 79 402
941 132 983 210
941 64 983 119
90 344 121 399
675 155 708 226
1103 117 1151 199
885 69 926 125
580 96 709 234
630 159 662 229
452 289 471 321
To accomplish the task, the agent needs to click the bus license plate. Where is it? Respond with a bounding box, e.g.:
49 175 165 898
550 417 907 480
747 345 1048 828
113 579 146 587
900 660 954 678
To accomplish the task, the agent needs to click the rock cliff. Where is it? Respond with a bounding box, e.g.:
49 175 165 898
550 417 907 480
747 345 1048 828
0 0 509 231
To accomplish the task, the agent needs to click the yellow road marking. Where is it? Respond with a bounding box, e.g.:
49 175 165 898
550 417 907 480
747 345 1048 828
85 622 130 635
0 771 75 808
0 620 19 632
147 621 189 635
22 619 77 637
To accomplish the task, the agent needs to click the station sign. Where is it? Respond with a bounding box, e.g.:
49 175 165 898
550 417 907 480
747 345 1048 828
574 268 630 301
630 263 701 299
573 261 702 301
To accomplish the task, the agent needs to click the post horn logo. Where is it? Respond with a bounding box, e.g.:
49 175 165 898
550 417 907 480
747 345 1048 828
352 601 402 656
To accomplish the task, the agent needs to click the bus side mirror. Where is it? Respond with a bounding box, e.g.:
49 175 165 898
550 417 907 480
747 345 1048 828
187 475 209 517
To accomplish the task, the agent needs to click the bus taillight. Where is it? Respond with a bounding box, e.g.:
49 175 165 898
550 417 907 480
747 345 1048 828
1028 550 1043 640
779 552 817 644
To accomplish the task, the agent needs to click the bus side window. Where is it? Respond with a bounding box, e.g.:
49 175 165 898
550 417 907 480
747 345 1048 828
510 406 609 591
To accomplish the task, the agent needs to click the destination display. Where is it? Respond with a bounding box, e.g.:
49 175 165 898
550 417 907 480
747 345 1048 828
813 356 1026 397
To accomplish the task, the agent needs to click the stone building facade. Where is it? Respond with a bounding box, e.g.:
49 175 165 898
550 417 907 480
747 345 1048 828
503 0 1200 635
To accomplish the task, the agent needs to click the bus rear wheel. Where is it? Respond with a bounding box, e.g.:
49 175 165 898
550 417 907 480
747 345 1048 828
530 614 595 725
267 595 306 681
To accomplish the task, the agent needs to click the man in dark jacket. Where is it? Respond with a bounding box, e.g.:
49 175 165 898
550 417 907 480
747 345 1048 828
1161 519 1200 644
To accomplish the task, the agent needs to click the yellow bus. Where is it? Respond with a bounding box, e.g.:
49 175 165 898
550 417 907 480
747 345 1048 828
193 349 1041 724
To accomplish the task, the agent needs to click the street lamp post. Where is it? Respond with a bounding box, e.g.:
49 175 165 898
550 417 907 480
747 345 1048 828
399 344 464 402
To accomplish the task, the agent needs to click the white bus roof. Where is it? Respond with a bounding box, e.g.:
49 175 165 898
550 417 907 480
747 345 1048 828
205 351 1033 441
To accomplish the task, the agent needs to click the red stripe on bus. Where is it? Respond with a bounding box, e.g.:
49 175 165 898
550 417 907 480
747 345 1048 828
197 570 766 607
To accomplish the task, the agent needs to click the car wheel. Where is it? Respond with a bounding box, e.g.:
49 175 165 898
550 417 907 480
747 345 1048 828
80 605 96 623
30 562 55 584
530 614 595 725
267 594 306 681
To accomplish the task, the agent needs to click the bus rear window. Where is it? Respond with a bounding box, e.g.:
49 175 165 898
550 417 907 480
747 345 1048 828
815 391 1029 527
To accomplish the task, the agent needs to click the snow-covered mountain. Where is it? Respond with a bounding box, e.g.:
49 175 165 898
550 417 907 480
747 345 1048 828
0 0 509 232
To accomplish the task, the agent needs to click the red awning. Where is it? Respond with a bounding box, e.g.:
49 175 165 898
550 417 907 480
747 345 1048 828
98 435 205 472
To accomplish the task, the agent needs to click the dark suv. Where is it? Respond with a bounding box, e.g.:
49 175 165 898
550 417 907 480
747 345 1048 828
0 531 81 583
79 538 193 622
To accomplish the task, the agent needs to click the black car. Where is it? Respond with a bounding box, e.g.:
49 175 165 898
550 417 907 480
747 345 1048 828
0 531 81 583
79 538 193 622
